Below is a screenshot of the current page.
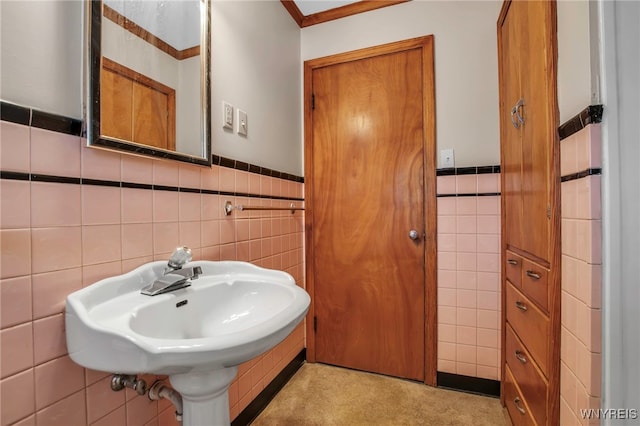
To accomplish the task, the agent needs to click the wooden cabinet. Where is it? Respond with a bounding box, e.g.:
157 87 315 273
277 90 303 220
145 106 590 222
498 1 560 425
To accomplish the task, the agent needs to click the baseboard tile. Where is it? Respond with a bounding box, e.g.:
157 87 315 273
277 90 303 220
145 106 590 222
231 348 306 426
437 371 500 398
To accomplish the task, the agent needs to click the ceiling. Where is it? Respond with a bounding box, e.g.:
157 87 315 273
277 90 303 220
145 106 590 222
293 0 360 16
282 0 408 28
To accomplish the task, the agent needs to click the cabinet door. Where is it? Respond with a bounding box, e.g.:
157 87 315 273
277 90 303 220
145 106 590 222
133 81 172 150
499 0 523 250
519 0 553 262
101 67 133 141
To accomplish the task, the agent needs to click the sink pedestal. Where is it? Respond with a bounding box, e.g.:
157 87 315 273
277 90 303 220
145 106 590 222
170 367 238 426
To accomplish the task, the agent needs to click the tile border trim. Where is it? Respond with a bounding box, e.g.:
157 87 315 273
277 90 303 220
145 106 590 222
436 371 500 398
1 101 304 183
561 168 602 183
558 105 604 141
1 100 83 136
212 155 304 183
437 192 501 198
231 348 306 426
436 164 502 197
0 101 30 126
0 171 305 202
436 165 501 176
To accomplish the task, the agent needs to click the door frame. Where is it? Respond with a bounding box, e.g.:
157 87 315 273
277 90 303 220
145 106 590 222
303 35 438 386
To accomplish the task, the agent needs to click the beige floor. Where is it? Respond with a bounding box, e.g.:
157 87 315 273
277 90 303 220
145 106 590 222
251 363 507 426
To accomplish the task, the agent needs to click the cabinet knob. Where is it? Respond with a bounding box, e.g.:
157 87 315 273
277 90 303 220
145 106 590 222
513 397 527 415
507 259 518 266
510 99 525 129
510 107 519 129
515 350 527 364
515 301 528 312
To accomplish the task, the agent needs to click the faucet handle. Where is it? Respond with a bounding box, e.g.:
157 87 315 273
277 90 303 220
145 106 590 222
167 246 192 270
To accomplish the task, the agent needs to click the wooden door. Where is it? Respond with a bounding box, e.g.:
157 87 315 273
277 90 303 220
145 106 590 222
499 0 524 251
520 0 553 263
133 81 171 149
305 38 435 382
101 66 134 141
499 1 554 263
101 58 176 151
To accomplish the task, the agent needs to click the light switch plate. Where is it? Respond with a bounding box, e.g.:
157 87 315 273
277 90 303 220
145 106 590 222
440 149 455 168
237 109 248 136
222 102 233 129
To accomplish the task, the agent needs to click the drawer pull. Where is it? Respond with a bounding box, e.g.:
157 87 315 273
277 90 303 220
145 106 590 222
514 397 527 415
514 350 527 364
526 270 541 280
515 301 528 311
507 259 519 265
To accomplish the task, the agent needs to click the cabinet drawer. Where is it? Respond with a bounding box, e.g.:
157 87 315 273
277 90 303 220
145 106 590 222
521 258 549 312
504 365 536 426
505 251 522 288
506 282 550 376
506 323 547 425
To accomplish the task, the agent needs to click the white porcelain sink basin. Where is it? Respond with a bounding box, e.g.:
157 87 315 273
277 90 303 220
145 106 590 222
66 261 310 376
66 260 309 425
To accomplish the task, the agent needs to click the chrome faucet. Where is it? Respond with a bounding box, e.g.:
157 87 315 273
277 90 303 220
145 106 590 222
141 247 202 296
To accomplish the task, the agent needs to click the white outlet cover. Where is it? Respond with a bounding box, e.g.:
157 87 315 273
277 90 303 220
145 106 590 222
440 149 455 168
222 101 233 129
237 109 248 136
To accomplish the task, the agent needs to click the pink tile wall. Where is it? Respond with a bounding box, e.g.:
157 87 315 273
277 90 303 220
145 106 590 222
436 172 502 380
560 124 602 426
0 121 306 426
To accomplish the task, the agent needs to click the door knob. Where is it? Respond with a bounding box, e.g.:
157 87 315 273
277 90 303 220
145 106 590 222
409 230 420 240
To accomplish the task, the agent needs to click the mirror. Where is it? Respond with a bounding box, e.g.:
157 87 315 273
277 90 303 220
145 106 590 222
86 0 211 166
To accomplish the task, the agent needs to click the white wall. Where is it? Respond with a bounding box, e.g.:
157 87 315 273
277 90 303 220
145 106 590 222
0 0 83 119
177 56 202 156
301 0 502 169
0 0 599 177
0 0 303 175
299 0 602 166
211 1 302 175
557 0 596 123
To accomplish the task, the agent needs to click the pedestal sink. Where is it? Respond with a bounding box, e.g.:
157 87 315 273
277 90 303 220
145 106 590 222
65 260 310 425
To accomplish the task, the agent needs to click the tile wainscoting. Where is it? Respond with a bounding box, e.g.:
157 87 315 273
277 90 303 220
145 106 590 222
0 109 305 425
436 167 502 384
559 108 603 426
